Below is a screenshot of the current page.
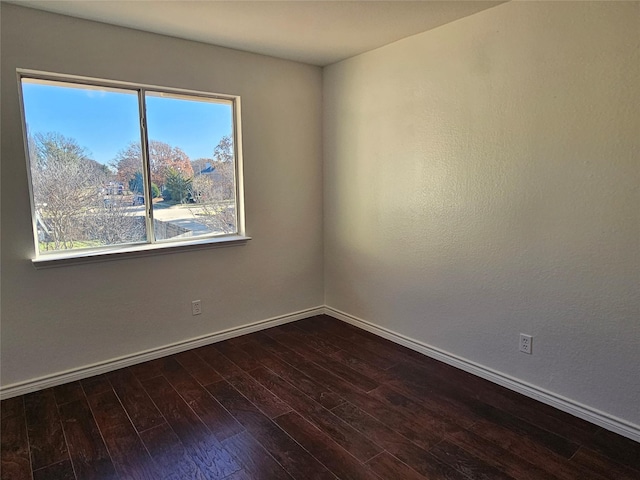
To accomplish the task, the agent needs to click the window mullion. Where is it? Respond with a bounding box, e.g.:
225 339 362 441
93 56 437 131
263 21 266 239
137 89 155 244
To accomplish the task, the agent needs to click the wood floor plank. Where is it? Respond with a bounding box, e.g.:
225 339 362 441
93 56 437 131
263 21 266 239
332 401 465 479
251 334 343 390
274 410 379 480
80 374 112 397
87 389 159 480
24 389 69 470
250 331 299 357
385 362 584 456
470 419 608 480
108 368 165 432
206 380 335 480
1 414 32 480
366 452 428 480
240 340 345 410
224 470 252 480
471 403 580 459
140 375 241 479
194 344 244 378
158 357 244 440
295 318 397 370
302 317 407 366
390 356 599 445
172 349 223 386
86 389 131 429
369 384 466 435
129 359 165 382
32 460 75 480
430 441 516 480
260 332 442 451
248 366 382 462
571 447 640 480
139 423 207 480
329 348 395 383
336 386 442 452
584 428 640 471
100 422 159 480
214 340 265 372
382 364 492 428
460 380 599 445
58 399 117 480
1 397 25 420
52 382 84 406
264 329 380 392
195 346 292 419
222 431 294 480
446 428 557 480
275 323 342 356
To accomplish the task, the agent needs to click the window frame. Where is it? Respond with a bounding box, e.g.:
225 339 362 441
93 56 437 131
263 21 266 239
17 69 249 268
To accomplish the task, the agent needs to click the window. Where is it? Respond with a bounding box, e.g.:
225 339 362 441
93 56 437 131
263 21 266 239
19 71 246 265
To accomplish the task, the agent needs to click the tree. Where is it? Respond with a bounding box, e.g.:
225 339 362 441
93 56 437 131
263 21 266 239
82 196 146 246
30 133 101 249
128 172 144 194
128 172 160 198
164 167 192 204
148 141 193 186
191 157 213 175
32 132 87 169
30 132 143 250
113 140 193 189
213 135 234 163
188 135 237 234
113 142 142 186
197 204 236 234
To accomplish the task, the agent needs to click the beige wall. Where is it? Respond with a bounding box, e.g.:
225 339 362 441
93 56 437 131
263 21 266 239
1 4 324 386
324 1 640 428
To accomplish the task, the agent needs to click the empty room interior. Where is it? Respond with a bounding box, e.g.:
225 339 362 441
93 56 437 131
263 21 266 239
1 1 639 479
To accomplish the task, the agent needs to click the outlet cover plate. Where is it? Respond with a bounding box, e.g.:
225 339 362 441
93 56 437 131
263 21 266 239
519 334 532 354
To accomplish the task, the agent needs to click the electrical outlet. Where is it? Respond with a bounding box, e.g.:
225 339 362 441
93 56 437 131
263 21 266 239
519 334 532 354
191 300 202 316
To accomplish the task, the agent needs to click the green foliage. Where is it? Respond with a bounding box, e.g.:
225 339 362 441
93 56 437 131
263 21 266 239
32 132 87 168
164 167 192 203
128 172 144 193
128 172 160 198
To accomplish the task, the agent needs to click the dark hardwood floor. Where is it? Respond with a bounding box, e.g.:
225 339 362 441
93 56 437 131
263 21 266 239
2 315 639 479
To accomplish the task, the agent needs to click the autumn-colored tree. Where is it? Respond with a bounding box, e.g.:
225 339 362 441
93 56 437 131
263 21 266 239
149 141 193 186
113 140 193 189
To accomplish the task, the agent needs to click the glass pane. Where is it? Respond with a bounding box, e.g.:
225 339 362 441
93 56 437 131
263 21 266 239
21 78 147 254
144 92 237 241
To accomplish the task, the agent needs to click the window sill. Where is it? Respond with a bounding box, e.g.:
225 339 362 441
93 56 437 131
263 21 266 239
32 235 251 269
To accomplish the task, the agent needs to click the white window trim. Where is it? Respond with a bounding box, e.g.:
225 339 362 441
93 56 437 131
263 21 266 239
31 235 251 269
17 69 249 267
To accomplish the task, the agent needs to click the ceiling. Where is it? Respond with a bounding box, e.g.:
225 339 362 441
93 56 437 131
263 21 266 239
10 1 504 66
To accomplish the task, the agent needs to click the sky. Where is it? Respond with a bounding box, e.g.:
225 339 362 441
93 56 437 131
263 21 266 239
21 79 234 165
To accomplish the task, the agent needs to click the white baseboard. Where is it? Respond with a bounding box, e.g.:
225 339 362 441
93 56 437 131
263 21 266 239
323 306 640 443
0 306 324 400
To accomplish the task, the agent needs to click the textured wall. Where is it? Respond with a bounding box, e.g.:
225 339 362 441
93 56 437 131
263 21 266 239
324 1 640 426
1 4 324 387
